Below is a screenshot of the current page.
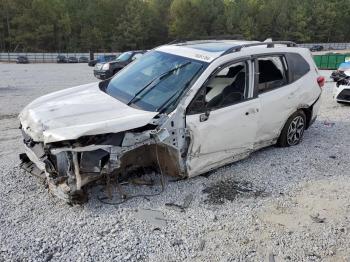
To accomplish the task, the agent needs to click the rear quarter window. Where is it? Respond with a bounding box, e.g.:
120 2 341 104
285 53 310 82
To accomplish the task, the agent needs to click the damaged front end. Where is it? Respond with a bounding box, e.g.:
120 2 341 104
18 51 207 204
19 118 187 204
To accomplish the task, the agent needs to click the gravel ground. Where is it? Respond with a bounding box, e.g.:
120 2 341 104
0 64 349 262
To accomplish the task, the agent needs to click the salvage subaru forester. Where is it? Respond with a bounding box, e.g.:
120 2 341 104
19 40 324 203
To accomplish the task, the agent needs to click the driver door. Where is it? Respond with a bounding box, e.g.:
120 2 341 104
185 59 260 177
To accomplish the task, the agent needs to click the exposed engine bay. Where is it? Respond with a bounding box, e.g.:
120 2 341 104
19 104 189 204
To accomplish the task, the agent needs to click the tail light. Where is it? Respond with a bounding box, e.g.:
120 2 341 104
317 76 325 88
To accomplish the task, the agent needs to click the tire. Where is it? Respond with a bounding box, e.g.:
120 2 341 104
277 110 306 147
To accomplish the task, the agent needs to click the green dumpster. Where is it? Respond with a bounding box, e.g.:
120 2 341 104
313 54 350 70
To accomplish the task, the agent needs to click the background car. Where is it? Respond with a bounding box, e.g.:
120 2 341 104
332 62 350 103
331 62 350 82
68 56 78 63
310 45 324 52
93 50 146 80
16 56 29 64
88 55 117 67
78 56 89 63
56 55 67 63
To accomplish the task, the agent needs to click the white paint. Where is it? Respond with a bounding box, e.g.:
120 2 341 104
182 45 322 177
333 84 350 103
256 73 321 143
19 82 158 143
186 99 260 177
156 45 218 62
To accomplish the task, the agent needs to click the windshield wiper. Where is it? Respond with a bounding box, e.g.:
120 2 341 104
127 61 192 106
157 65 203 113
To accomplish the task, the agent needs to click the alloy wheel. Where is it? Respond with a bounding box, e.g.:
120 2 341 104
287 116 305 146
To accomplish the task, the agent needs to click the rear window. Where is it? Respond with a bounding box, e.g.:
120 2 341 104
257 56 288 93
285 53 310 82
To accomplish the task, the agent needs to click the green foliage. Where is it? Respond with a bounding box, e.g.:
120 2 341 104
0 0 349 52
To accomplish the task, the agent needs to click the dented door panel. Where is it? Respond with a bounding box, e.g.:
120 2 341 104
186 98 260 177
255 73 321 146
256 84 298 144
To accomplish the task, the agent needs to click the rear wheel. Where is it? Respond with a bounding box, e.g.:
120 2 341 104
277 110 306 147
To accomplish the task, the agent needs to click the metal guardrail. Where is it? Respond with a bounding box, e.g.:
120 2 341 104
0 52 120 63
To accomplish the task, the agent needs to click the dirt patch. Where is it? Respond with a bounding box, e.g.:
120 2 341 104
202 179 268 204
258 178 350 231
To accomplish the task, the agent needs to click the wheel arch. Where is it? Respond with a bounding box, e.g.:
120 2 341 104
298 106 312 130
276 108 307 147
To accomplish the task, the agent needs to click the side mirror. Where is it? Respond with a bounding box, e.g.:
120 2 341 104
199 110 210 122
187 87 208 115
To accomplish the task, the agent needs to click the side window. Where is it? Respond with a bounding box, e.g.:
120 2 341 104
187 61 250 114
258 56 288 93
132 53 143 61
285 53 310 82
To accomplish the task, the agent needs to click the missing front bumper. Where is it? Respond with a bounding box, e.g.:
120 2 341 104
19 142 183 204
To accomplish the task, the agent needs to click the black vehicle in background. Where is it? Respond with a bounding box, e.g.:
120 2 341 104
93 50 146 80
310 45 324 52
78 56 89 63
68 57 78 63
88 55 117 67
57 55 67 63
16 56 29 64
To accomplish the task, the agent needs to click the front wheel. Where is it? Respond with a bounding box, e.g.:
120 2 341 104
277 110 306 147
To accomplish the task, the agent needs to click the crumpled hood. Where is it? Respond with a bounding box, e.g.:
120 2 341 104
19 82 158 144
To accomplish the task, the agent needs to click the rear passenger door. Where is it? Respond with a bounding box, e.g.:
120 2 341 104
254 54 303 147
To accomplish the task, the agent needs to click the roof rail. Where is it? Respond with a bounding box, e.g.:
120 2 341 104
167 35 245 45
220 41 297 56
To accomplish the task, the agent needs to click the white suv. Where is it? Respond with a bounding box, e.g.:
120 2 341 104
19 40 323 203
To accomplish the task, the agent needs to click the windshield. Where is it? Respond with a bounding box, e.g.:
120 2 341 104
105 51 207 112
97 55 115 61
116 52 133 62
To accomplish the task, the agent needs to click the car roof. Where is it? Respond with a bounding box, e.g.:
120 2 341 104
156 40 256 61
179 40 257 52
156 39 297 63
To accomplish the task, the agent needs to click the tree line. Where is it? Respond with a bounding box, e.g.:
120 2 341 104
1 0 350 52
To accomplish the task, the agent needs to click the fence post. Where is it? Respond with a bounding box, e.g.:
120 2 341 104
7 51 10 63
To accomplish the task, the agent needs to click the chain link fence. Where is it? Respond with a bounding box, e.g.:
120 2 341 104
0 52 120 63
